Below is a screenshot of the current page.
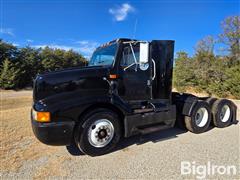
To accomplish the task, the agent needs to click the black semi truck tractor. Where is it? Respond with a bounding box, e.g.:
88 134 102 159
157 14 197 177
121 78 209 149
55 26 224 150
31 38 237 156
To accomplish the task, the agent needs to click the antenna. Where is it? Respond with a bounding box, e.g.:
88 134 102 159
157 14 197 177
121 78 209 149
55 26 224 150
133 18 138 39
0 0 3 31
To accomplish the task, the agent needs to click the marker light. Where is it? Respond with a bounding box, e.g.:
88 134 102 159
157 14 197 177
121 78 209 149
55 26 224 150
109 74 117 79
32 110 50 122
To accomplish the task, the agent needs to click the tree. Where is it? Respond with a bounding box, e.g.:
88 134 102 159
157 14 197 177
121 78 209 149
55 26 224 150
63 49 87 68
224 63 240 98
17 47 42 87
40 47 87 72
0 59 21 89
0 39 19 65
195 36 215 57
0 41 87 89
219 16 240 59
173 51 197 91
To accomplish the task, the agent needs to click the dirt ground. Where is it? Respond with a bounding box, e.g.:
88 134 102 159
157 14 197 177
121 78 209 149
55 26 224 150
0 90 239 179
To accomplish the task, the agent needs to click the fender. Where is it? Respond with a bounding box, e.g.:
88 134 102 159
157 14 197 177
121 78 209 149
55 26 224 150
34 93 132 122
172 92 198 117
231 101 237 123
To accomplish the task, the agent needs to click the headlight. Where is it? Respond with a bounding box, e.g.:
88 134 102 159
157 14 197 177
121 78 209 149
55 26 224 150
32 109 50 122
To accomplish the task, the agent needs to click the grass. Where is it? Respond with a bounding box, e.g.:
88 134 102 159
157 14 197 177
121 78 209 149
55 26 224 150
0 94 62 177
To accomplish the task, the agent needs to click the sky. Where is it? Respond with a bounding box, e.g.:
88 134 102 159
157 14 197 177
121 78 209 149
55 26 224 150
0 0 239 58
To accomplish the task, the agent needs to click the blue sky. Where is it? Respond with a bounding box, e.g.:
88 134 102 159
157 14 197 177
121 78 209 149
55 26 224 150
0 0 239 58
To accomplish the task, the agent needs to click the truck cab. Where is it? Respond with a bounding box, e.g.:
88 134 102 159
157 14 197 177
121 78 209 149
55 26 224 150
31 38 236 156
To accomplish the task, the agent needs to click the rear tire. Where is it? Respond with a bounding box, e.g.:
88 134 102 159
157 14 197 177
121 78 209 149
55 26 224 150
185 101 211 133
75 108 121 156
212 99 233 128
205 97 218 126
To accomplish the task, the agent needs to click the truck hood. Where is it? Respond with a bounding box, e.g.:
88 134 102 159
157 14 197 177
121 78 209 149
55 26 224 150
33 65 110 103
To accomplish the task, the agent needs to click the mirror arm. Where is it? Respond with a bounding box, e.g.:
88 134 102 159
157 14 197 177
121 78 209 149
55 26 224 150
129 43 138 64
129 43 138 71
123 63 137 71
103 77 111 86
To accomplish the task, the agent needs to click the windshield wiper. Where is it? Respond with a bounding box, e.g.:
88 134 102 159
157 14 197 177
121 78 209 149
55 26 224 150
97 60 106 64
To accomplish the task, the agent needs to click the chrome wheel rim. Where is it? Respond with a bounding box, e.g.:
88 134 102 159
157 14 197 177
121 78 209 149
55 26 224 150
88 119 114 148
220 105 231 123
195 107 209 127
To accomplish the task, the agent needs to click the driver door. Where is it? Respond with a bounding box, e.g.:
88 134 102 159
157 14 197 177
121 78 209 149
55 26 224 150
118 44 152 101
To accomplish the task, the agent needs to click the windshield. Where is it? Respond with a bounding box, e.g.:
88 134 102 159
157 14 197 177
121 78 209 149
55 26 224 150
89 43 117 66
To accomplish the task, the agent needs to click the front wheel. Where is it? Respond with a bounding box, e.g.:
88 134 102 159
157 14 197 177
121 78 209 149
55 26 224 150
75 108 121 156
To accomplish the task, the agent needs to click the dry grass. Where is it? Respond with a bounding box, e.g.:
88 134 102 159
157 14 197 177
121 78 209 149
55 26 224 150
173 86 238 99
0 93 67 177
0 97 32 110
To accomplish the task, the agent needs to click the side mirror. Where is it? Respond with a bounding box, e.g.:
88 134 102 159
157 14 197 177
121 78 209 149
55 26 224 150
139 42 149 70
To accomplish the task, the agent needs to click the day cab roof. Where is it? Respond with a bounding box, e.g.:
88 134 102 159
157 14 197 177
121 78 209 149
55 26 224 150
96 38 174 50
97 38 138 50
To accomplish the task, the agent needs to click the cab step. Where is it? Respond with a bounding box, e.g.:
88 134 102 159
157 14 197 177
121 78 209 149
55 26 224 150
138 124 171 135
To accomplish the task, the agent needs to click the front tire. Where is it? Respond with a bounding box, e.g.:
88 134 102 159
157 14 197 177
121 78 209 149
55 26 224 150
75 108 121 156
185 101 211 133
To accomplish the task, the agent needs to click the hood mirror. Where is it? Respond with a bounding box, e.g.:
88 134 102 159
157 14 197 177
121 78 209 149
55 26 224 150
139 42 149 71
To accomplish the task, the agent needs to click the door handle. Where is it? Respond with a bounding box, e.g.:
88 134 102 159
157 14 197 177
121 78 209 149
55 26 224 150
147 80 151 86
152 58 156 80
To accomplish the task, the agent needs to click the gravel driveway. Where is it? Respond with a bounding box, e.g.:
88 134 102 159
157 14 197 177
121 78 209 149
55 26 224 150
1 91 239 179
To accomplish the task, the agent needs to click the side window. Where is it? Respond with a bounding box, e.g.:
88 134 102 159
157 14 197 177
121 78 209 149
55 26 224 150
121 45 140 67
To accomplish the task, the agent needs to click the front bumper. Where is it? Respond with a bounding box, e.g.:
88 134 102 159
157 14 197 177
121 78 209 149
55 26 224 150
31 118 75 146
